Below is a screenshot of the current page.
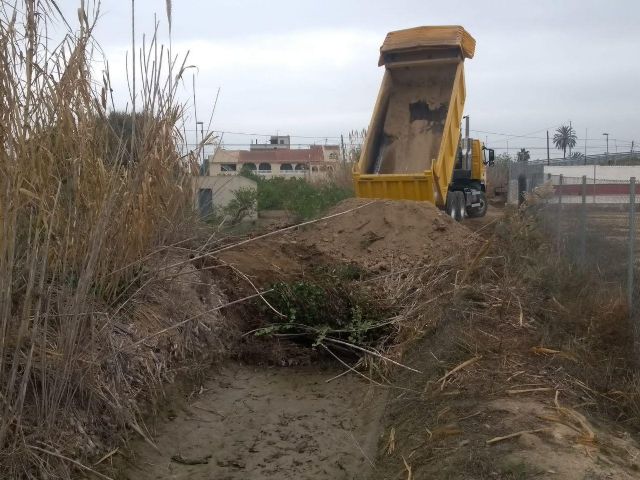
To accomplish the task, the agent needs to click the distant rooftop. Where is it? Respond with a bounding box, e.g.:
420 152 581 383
250 135 291 151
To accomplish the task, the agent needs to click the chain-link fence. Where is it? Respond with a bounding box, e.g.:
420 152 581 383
531 175 639 343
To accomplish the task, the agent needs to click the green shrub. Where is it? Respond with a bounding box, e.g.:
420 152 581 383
258 279 390 348
239 171 352 220
224 187 257 224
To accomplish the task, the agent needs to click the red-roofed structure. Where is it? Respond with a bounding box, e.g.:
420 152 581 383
207 140 341 180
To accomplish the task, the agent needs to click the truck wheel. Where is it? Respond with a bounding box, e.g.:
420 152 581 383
446 192 457 219
467 192 488 218
455 191 466 221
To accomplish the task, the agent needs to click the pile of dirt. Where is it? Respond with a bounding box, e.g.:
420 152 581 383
295 198 472 270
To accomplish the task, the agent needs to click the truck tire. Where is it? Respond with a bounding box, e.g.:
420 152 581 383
446 192 457 219
467 192 488 218
456 191 466 221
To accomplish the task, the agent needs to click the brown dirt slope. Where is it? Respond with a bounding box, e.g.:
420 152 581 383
368 213 640 480
295 198 470 269
214 198 472 292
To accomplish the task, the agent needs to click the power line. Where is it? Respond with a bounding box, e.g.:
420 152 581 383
182 129 343 139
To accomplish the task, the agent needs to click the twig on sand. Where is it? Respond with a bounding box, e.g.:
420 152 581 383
486 428 549 445
28 446 115 480
402 455 412 480
436 355 482 390
349 431 376 469
323 337 422 373
94 447 119 466
506 387 554 395
321 345 384 387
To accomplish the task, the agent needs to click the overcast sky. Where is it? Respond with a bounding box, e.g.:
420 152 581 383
55 0 640 158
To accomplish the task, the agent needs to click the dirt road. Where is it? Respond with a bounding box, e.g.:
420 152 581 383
119 363 386 479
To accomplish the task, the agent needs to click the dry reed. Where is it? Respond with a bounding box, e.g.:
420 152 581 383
0 1 211 477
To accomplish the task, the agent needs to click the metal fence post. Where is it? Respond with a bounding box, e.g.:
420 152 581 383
557 175 563 252
580 175 587 265
629 177 636 353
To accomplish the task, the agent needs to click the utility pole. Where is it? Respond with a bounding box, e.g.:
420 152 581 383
603 132 609 164
632 140 635 154
584 128 587 165
197 121 205 170
546 130 550 165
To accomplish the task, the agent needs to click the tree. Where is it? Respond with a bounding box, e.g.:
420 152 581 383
553 125 577 159
494 153 513 165
516 148 530 162
224 187 257 224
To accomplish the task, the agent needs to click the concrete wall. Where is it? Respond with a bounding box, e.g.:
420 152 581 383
192 175 257 219
544 165 640 182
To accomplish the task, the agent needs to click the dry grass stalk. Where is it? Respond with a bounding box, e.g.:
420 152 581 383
436 355 482 390
0 1 211 477
402 455 412 480
486 428 549 445
506 387 554 395
386 427 396 455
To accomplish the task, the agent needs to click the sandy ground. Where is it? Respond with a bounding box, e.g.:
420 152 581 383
119 363 386 480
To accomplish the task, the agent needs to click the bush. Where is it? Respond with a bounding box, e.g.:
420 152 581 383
224 187 257 224
249 175 352 220
258 280 391 348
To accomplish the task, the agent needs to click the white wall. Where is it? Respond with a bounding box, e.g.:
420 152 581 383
544 165 640 182
193 175 258 219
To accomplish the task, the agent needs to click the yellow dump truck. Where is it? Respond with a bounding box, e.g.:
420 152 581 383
353 25 494 220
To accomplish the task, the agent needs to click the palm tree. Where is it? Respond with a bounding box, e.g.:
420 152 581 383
553 125 577 159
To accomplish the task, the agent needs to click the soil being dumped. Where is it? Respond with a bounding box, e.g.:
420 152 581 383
295 198 471 269
213 198 471 288
375 64 456 174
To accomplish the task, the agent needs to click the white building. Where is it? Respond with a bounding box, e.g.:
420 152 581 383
207 139 342 181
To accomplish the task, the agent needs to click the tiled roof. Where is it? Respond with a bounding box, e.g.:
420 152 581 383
237 146 325 164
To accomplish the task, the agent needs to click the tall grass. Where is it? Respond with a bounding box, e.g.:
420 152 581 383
0 1 198 477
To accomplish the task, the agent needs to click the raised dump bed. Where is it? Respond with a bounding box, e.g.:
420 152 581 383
354 26 476 207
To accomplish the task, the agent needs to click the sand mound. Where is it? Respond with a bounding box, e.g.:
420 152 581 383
295 198 472 270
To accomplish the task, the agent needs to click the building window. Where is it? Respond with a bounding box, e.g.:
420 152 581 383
258 163 272 172
242 163 257 171
295 164 307 171
329 152 337 160
281 163 293 172
221 163 237 172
